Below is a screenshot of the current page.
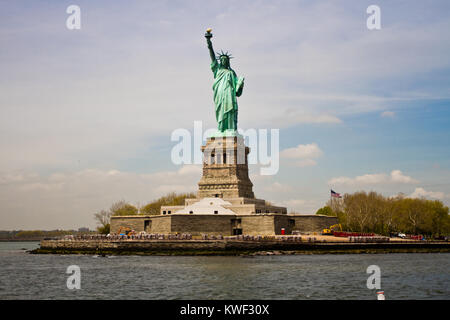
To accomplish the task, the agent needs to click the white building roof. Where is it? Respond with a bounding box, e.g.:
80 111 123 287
174 197 235 215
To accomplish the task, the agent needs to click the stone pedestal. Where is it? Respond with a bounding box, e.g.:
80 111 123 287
197 136 255 199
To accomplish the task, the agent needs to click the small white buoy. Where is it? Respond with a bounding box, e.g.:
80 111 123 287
377 291 385 300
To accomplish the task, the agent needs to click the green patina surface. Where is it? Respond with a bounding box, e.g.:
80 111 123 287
206 30 244 135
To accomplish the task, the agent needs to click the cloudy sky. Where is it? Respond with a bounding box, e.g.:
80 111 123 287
1 0 449 230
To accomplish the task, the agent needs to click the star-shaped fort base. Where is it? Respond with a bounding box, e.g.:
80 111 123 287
210 129 242 138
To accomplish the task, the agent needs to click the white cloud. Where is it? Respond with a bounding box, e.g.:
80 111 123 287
0 172 38 184
274 112 342 126
0 165 201 229
263 182 293 193
328 170 418 186
281 143 323 168
281 143 323 159
282 199 306 207
381 111 395 118
353 173 388 185
278 198 321 214
294 114 342 124
408 187 445 200
390 170 418 184
294 159 318 167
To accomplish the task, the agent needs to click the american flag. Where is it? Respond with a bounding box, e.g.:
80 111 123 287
331 189 342 198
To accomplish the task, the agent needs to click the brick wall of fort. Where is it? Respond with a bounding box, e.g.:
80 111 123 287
240 215 275 235
110 216 149 233
149 216 171 233
171 215 233 235
110 214 338 235
290 215 338 233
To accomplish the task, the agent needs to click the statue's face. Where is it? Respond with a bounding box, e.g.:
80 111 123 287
220 56 230 68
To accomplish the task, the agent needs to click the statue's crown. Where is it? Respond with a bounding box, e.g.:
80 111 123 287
216 50 233 60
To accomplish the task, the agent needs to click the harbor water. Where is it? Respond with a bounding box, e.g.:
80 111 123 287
0 241 448 299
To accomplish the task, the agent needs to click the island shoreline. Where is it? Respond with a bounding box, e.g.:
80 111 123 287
30 239 450 256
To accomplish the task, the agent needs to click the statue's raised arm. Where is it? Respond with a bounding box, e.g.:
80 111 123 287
205 28 216 64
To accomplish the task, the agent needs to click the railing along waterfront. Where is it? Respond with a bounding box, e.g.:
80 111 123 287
60 234 306 242
56 233 445 244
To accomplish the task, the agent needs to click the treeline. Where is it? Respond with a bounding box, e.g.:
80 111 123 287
0 230 93 240
94 192 196 234
140 192 196 215
316 191 450 236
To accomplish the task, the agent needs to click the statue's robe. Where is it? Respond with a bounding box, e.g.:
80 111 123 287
211 60 244 132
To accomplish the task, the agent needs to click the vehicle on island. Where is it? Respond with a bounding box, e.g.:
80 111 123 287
322 224 342 235
389 232 406 239
117 227 136 237
322 225 377 237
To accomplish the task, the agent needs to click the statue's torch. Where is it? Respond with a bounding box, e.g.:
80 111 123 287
205 28 213 39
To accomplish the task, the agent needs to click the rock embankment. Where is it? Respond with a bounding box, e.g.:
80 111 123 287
31 238 450 255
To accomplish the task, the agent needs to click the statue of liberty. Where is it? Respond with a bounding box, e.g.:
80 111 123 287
205 29 244 136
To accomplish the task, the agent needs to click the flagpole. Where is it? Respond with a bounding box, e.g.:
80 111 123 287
330 189 333 210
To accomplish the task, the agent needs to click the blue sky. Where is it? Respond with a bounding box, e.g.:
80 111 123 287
0 0 449 229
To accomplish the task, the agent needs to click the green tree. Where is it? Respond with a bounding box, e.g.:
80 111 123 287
428 200 449 236
94 209 111 234
110 201 139 216
140 192 195 215
319 190 450 236
97 224 110 234
316 206 334 216
93 201 138 234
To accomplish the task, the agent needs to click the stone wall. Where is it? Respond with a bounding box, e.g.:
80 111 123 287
149 216 171 233
110 216 150 233
225 204 287 215
170 215 233 235
290 215 338 233
110 213 339 235
240 215 275 235
225 204 256 214
256 205 287 214
198 137 255 199
273 215 293 235
160 205 184 215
